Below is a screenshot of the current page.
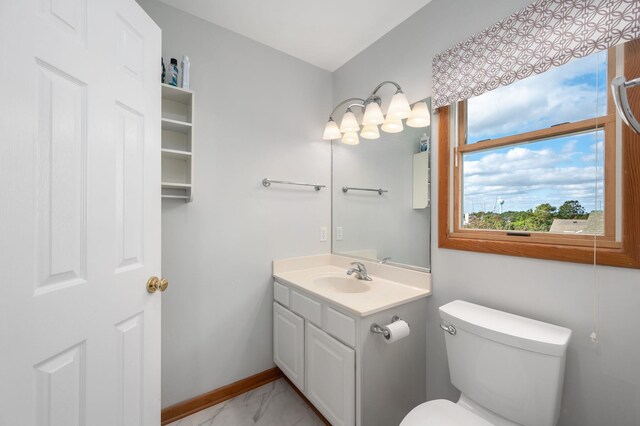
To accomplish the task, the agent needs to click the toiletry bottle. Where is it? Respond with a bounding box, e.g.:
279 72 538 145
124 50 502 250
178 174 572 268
419 133 430 152
169 58 179 86
161 58 166 84
181 55 190 90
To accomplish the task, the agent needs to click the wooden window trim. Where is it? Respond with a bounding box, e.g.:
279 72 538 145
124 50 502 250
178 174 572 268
438 40 640 268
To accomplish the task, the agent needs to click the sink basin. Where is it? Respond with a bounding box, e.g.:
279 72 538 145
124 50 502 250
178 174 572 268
313 274 371 293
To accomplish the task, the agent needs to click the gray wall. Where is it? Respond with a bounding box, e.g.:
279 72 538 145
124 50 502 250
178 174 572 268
333 0 640 425
137 0 333 407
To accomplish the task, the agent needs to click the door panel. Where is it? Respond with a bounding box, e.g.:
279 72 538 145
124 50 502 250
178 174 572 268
34 342 86 426
38 0 87 46
0 1 161 425
35 60 87 294
116 313 145 426
306 323 356 426
115 102 145 273
274 302 305 390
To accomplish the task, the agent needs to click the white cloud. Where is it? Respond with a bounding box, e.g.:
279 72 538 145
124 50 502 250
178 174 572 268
463 144 604 213
580 140 605 163
467 52 608 142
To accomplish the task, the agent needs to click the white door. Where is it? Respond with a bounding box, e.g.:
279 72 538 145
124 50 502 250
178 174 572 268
0 0 162 425
273 302 305 390
306 323 355 426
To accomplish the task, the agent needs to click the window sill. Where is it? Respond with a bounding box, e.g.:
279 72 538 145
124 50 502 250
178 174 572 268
439 233 637 267
449 230 621 249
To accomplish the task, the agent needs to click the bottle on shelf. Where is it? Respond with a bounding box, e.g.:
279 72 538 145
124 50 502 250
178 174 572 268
181 55 190 90
419 133 430 153
169 58 179 86
161 58 166 84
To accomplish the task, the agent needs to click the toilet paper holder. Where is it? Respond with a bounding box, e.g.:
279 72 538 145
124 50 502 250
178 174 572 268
371 315 404 339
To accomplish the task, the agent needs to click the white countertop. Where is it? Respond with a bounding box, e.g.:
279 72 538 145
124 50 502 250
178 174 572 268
273 255 431 317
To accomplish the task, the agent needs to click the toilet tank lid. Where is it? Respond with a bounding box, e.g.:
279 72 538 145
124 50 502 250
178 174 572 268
439 300 572 356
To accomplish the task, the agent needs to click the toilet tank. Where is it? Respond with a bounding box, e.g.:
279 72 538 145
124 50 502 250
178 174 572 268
439 301 572 426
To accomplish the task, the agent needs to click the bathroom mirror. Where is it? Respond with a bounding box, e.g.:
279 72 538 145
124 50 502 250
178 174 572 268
332 98 432 270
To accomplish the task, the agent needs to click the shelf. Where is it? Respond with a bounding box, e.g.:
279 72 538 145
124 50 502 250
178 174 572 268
162 182 192 189
161 83 193 104
161 194 191 200
162 118 192 134
162 82 194 203
161 148 192 160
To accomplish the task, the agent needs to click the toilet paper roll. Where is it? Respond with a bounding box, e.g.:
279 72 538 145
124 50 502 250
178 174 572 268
384 320 410 344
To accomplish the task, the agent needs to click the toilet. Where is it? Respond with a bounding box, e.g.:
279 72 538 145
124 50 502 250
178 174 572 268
401 300 572 426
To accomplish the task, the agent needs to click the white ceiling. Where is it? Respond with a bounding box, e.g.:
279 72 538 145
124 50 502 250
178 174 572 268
155 0 432 71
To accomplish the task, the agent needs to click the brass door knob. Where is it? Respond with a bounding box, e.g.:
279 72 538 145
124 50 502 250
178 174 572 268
147 276 160 293
147 276 169 293
158 278 169 292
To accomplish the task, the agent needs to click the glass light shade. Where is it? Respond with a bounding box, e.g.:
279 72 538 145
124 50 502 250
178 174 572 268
322 119 341 140
360 124 380 140
362 102 384 125
386 92 411 119
381 116 403 133
406 101 431 128
341 131 359 145
339 109 360 133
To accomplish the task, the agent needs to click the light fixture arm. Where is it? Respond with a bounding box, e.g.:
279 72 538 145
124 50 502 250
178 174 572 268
328 80 404 118
329 97 366 120
370 80 403 96
363 81 403 107
347 103 365 110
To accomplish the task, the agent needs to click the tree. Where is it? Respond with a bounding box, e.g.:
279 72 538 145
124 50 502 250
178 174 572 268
526 203 557 231
467 211 507 230
464 200 587 232
534 203 557 215
557 200 586 219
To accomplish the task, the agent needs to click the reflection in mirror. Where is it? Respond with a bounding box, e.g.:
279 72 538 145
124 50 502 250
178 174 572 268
332 98 431 270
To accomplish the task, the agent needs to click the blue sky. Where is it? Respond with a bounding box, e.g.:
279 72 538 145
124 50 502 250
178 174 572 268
462 50 608 214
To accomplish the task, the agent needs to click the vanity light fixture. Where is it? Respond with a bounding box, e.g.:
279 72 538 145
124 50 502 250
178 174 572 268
323 118 342 140
381 116 403 133
386 91 411 119
361 124 380 139
342 131 360 145
362 102 385 125
339 107 360 133
322 81 428 144
406 101 431 128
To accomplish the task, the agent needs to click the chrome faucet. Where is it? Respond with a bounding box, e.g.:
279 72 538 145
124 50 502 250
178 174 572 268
346 262 373 281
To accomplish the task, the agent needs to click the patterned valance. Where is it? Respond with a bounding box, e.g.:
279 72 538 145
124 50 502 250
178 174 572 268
432 0 640 108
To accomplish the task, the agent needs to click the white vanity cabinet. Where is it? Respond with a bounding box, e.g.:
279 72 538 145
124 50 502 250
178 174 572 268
273 278 427 426
306 323 355 426
273 302 305 390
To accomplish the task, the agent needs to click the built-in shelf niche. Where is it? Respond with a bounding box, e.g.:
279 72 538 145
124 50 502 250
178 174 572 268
161 84 193 202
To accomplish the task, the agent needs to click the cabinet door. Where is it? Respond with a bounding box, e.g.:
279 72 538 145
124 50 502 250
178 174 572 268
306 323 355 426
274 302 305 390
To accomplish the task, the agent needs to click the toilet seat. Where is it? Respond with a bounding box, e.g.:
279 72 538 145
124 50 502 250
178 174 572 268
400 399 494 426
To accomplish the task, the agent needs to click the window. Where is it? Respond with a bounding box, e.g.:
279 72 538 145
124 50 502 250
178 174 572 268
438 40 640 268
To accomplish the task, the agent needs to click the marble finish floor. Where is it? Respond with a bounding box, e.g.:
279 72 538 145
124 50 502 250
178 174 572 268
167 379 325 426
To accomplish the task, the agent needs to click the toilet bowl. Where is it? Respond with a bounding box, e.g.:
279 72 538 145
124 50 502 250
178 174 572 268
401 399 493 426
400 300 572 426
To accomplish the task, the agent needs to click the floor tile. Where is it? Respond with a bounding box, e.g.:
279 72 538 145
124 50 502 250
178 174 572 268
168 378 324 426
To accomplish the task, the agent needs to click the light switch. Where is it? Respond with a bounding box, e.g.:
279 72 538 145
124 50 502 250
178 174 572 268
320 227 328 242
336 226 343 241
